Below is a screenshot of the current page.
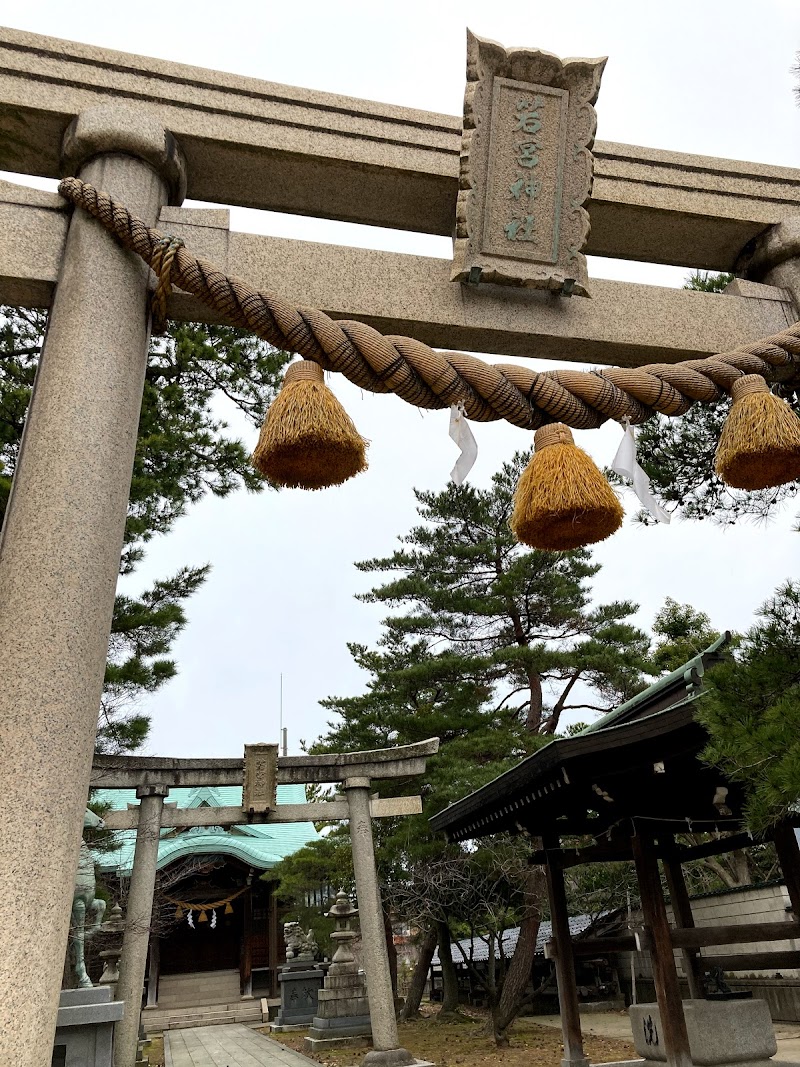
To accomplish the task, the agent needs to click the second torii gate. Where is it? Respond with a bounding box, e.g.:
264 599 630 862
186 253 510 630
93 738 438 1067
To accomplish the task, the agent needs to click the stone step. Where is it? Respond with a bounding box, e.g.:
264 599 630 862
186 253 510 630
159 976 239 988
156 991 243 1009
143 1002 264 1033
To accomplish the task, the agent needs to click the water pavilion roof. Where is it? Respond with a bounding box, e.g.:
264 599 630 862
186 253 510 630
429 634 737 844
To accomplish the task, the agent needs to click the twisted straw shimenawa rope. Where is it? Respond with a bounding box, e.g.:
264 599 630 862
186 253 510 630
58 177 800 432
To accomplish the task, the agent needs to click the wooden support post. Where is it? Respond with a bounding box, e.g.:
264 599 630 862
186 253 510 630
145 934 160 1008
632 830 692 1067
542 837 589 1067
659 837 704 1000
773 822 800 919
269 882 279 999
241 879 254 998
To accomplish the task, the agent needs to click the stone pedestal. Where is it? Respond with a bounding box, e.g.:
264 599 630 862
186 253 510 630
52 987 124 1067
629 999 788 1066
272 963 325 1030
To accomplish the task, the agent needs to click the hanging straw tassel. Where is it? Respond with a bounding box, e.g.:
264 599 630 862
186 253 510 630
224 902 234 916
251 360 368 489
511 423 624 551
715 374 800 490
174 905 184 920
198 910 208 923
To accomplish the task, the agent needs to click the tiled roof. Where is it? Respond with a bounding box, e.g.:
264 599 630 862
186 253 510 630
430 914 595 965
93 782 319 875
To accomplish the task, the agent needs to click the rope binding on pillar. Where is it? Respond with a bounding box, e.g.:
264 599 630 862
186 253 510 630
58 176 800 551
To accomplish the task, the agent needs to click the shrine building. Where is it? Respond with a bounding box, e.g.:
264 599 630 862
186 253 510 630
93 782 318 1028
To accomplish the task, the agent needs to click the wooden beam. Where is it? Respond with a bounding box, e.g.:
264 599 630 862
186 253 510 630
101 795 423 830
2 187 794 370
700 950 800 972
671 831 763 863
671 922 800 949
530 844 633 868
3 28 800 269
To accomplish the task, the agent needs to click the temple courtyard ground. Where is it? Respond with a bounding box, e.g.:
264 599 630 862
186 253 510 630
149 1009 800 1067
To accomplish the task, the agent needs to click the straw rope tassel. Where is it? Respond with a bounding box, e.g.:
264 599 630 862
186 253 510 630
715 374 800 490
251 360 368 489
511 423 624 551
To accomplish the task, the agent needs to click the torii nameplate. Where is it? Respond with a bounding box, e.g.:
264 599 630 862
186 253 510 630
243 743 278 814
452 31 606 297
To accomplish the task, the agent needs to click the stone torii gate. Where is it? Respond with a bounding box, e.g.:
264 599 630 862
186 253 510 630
1 25 800 1067
91 739 438 1067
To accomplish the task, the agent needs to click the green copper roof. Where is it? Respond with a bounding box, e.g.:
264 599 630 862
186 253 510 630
93 783 319 875
578 632 730 735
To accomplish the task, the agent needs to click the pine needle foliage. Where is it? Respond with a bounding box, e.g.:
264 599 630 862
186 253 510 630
698 580 800 831
622 271 800 525
0 308 291 751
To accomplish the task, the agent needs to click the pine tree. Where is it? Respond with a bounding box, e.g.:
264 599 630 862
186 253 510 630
699 580 800 831
650 598 720 674
293 455 649 1043
0 307 290 750
626 271 800 525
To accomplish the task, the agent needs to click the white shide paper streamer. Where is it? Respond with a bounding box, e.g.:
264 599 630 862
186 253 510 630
449 403 478 485
611 420 670 524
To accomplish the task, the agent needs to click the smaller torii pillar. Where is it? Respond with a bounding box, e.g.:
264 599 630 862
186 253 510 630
346 778 413 1067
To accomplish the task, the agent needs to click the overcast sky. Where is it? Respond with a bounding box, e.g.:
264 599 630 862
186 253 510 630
4 1 800 757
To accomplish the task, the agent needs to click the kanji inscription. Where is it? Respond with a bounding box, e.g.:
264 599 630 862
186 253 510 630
452 31 606 296
243 742 278 814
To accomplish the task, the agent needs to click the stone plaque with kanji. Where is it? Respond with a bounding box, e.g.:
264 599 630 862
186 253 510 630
452 32 606 296
243 743 278 814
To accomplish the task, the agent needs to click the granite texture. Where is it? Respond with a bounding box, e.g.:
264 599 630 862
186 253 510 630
629 1000 778 1065
114 788 168 1067
0 111 173 1067
62 104 186 204
452 31 605 294
346 781 413 1066
1 27 800 267
2 187 795 369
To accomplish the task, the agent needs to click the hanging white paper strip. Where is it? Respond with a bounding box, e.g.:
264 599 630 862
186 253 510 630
187 910 195 929
611 420 671 524
449 403 478 485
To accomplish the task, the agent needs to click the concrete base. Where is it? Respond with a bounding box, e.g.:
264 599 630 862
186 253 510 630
305 1034 370 1052
270 1023 312 1033
629 1000 778 1064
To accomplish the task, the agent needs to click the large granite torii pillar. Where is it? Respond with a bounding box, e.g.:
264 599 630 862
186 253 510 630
0 105 185 1067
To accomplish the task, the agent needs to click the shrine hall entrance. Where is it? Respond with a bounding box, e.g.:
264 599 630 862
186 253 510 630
150 858 283 1000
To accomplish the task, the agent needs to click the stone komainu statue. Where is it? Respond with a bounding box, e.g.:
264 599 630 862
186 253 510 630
284 920 319 962
69 809 107 988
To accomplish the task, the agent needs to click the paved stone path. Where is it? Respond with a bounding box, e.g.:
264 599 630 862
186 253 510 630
164 1024 313 1067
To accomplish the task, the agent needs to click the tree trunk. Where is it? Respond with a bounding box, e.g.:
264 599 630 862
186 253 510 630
526 671 544 733
383 903 398 999
400 925 438 1021
437 921 460 1016
490 863 546 1045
